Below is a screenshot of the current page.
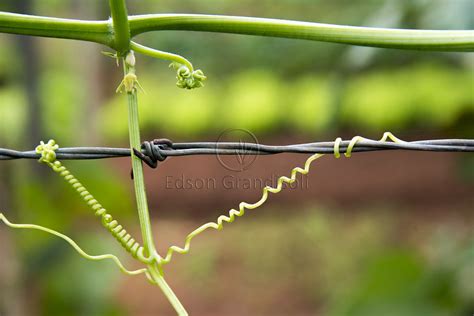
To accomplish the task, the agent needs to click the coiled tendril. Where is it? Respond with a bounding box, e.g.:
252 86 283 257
170 62 207 90
155 132 405 269
127 42 207 90
35 140 152 264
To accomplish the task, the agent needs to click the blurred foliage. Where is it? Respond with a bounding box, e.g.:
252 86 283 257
99 63 473 141
0 87 26 146
341 64 473 132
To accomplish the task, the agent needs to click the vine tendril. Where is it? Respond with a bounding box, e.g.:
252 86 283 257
155 132 405 269
0 213 154 283
155 152 323 268
130 41 206 89
35 140 153 265
334 132 405 158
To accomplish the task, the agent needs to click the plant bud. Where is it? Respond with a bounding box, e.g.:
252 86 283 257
125 51 136 67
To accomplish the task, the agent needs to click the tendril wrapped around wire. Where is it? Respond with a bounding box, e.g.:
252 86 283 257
155 132 404 269
35 140 152 265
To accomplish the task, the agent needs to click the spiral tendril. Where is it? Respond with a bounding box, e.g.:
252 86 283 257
156 152 324 268
35 140 152 265
156 132 405 269
129 41 206 90
170 62 207 90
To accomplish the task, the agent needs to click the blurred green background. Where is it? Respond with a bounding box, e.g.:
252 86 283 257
0 0 473 315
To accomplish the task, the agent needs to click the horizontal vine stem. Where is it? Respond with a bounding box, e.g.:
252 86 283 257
1 12 472 51
0 12 111 46
129 14 474 51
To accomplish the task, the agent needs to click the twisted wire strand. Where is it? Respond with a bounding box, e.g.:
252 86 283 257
35 140 152 265
154 132 406 269
1 138 472 162
0 213 155 283
3 134 473 271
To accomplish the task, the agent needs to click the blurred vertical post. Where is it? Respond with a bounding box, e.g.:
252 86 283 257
14 0 45 176
72 0 103 145
1 0 39 314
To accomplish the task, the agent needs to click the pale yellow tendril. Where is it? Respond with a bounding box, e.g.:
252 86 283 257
155 153 324 268
155 132 405 269
334 132 405 158
0 213 155 283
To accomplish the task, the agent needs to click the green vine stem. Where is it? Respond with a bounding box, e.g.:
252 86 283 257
108 0 156 265
108 0 187 313
148 266 188 316
122 57 156 257
0 11 111 45
128 14 474 51
1 12 472 51
122 50 188 316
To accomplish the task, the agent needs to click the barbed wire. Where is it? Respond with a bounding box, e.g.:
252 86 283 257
1 137 473 168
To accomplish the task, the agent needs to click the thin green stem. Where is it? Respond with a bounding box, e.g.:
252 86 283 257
124 61 156 256
108 0 155 257
123 56 187 315
148 265 188 316
129 14 474 52
131 41 194 70
0 11 111 45
109 0 131 54
109 1 186 312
